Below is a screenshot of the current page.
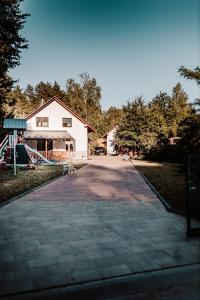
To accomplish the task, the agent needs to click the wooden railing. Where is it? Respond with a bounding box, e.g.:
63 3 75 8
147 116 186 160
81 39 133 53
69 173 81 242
27 150 70 160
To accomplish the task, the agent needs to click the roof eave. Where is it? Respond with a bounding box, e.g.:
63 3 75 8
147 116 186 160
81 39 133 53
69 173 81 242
26 96 96 132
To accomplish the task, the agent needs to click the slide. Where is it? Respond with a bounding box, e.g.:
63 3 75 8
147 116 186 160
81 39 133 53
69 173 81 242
25 144 55 165
0 135 8 160
9 144 32 165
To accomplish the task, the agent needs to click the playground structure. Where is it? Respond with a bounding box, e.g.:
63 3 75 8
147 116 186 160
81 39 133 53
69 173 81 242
0 119 54 173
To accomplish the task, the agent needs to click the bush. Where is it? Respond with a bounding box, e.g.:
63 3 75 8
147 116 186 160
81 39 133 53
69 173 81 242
144 144 186 163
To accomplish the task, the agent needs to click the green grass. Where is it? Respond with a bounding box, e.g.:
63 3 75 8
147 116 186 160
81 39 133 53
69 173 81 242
0 163 86 203
132 160 187 213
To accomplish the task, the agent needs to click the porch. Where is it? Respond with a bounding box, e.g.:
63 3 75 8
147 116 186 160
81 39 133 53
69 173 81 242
24 130 75 160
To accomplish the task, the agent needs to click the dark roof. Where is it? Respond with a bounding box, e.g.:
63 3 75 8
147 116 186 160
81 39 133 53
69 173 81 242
24 130 73 140
26 96 95 133
3 118 27 130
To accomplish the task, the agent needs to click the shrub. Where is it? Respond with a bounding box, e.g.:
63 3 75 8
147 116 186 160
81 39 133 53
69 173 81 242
144 144 186 163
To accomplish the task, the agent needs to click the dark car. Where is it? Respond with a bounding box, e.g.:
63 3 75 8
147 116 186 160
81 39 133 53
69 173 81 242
94 146 106 155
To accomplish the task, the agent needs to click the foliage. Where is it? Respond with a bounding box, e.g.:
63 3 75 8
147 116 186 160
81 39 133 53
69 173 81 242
179 65 200 109
0 0 29 78
0 0 29 128
98 106 124 137
179 114 200 152
178 66 200 85
116 97 148 148
35 81 66 105
144 144 185 164
116 84 194 159
3 85 31 117
178 65 200 151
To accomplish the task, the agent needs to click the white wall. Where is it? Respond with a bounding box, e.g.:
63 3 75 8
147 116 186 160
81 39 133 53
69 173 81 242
25 101 88 159
107 128 117 155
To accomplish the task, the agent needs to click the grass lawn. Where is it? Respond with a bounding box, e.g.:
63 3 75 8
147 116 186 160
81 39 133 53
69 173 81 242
0 163 86 204
132 160 187 213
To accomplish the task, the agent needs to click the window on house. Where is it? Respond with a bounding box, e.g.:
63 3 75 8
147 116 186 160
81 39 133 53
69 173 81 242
36 117 48 127
62 118 72 127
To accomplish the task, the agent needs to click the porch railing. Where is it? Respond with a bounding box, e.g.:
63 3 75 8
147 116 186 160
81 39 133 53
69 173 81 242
26 149 71 161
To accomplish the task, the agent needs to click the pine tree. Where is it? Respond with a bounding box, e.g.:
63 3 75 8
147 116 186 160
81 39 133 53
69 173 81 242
0 0 29 134
178 66 200 108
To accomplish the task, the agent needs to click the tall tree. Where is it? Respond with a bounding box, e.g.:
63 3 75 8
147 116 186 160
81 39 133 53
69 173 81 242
116 97 148 149
5 85 29 117
148 86 192 139
171 83 193 134
0 0 29 128
179 114 200 152
35 81 65 104
178 66 200 84
24 84 38 111
178 66 200 108
66 73 102 130
65 79 85 116
98 107 124 136
0 0 29 95
80 72 102 126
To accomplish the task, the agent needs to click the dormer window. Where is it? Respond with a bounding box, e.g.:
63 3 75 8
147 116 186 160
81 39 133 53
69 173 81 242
62 118 72 127
36 117 48 127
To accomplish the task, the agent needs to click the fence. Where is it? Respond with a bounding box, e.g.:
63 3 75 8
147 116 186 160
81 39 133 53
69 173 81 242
186 153 200 237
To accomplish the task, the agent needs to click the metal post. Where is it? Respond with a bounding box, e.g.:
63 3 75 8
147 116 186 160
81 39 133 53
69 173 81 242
13 130 17 176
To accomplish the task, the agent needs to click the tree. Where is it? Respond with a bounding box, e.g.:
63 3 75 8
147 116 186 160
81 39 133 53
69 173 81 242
178 66 200 85
148 92 170 139
24 84 38 111
179 114 200 152
171 83 193 134
35 81 65 104
0 0 29 130
116 97 149 150
178 66 200 108
65 79 85 116
66 73 102 130
5 85 29 117
148 86 192 139
80 72 102 126
0 0 29 93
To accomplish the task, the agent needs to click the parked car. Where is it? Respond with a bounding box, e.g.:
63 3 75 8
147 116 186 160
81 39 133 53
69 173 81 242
94 147 106 155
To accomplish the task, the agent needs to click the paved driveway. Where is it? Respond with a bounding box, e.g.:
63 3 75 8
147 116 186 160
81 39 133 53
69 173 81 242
0 156 200 298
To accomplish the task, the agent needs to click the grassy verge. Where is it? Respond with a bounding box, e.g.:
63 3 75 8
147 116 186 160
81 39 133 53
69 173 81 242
0 163 86 203
132 160 187 213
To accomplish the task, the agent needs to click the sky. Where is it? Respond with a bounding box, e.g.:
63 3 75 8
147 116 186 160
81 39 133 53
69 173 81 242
10 0 200 110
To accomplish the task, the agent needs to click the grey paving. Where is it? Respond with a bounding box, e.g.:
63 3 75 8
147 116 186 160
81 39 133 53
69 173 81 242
0 156 199 298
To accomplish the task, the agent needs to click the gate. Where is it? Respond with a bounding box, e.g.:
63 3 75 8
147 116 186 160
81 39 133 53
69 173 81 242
187 153 200 237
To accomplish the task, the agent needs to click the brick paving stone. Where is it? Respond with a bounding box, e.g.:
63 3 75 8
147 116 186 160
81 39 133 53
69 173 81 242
0 156 199 297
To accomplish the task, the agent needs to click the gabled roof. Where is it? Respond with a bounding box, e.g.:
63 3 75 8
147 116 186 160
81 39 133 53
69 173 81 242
103 126 118 138
3 118 27 130
26 96 95 132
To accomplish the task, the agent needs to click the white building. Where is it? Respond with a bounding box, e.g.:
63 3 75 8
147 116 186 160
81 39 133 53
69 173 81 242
24 96 95 160
104 127 118 155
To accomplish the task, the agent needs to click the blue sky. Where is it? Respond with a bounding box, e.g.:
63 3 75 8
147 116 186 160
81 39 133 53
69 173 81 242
10 0 200 110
